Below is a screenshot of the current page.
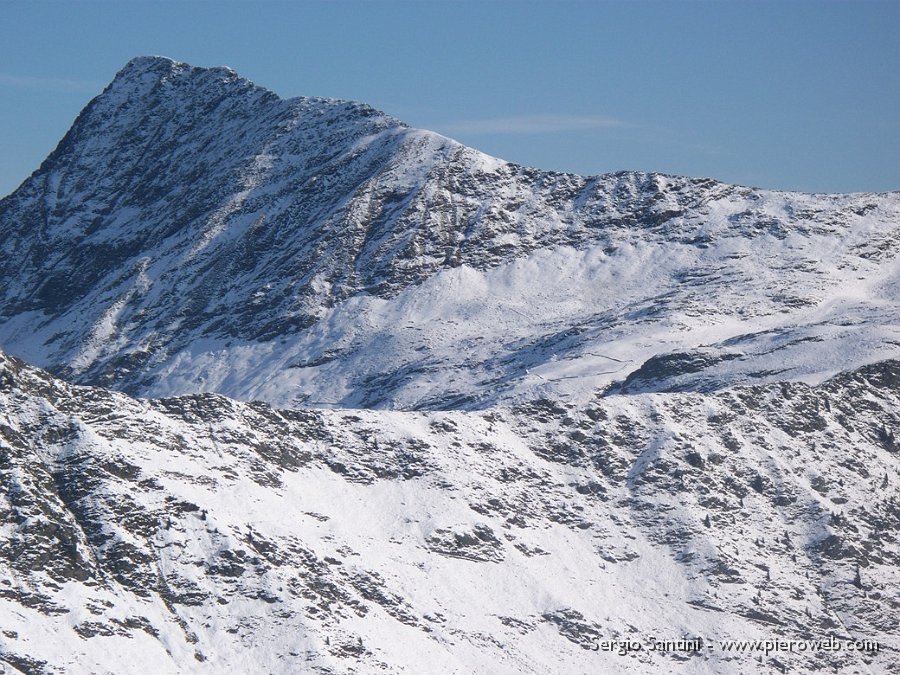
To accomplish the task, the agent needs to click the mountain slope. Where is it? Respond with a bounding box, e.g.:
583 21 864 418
1 351 898 673
1 56 899 410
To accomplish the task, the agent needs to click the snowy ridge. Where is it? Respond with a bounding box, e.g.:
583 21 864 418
1 57 900 674
1 352 898 673
1 57 898 409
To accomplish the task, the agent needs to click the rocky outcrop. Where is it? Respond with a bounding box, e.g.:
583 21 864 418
1 352 897 673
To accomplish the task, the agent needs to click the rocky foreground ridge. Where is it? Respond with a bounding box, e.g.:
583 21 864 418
1 351 898 673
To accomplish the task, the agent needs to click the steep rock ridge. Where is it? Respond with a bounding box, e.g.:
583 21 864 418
1 352 898 673
1 57 899 408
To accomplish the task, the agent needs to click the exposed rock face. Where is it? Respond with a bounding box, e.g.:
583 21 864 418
1 352 898 673
1 57 899 409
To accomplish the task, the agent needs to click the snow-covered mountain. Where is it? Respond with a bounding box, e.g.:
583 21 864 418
2 351 898 673
1 57 899 674
1 56 899 410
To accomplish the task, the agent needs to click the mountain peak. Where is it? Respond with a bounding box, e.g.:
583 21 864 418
107 56 396 126
1 56 898 675
101 54 260 104
1 57 899 411
114 54 238 81
119 53 183 71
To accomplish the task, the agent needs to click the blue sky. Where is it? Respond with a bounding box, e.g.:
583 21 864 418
1 0 897 197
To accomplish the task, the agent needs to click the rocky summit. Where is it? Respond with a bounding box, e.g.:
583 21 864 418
2 56 900 411
0 57 898 674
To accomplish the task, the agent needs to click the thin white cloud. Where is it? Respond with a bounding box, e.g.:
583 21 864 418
439 113 627 135
0 73 102 93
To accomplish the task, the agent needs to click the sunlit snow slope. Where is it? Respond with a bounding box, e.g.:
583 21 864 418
1 352 898 674
1 56 899 410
